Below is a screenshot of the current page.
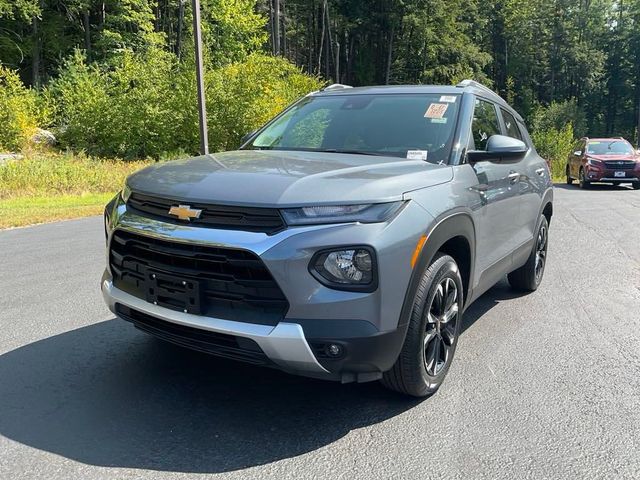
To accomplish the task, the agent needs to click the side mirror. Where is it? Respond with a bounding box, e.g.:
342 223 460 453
467 135 528 163
573 150 582 156
240 130 258 146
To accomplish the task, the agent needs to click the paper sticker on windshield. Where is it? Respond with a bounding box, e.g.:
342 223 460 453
431 118 447 124
407 150 428 161
425 103 448 119
439 95 457 103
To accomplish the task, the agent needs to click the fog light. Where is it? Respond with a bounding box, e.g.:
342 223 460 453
326 344 344 357
310 247 377 291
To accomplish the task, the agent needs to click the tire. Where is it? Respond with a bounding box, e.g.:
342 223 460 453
578 167 590 189
633 183 640 190
566 165 573 185
508 215 549 292
381 253 463 397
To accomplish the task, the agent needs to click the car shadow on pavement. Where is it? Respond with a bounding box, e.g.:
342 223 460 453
460 278 524 334
0 318 420 473
0 283 514 474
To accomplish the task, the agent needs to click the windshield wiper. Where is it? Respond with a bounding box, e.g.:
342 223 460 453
317 148 386 156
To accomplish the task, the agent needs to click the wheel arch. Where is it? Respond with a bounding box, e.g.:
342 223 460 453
539 188 553 225
398 212 476 330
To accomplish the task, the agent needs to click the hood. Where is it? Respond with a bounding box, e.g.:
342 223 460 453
587 153 639 162
126 150 453 207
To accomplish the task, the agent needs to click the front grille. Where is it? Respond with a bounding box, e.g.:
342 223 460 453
604 161 636 170
116 304 274 366
127 192 285 234
110 230 289 325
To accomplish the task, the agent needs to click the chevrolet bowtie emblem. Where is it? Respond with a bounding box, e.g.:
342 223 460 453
168 204 202 221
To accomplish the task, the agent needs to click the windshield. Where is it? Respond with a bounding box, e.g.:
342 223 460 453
246 93 461 164
587 140 634 155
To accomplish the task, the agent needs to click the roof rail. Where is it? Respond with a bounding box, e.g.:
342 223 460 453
321 83 353 91
456 79 497 96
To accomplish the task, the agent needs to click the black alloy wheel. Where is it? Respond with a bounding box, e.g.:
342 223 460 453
381 253 463 397
424 277 459 376
534 222 548 284
508 214 550 292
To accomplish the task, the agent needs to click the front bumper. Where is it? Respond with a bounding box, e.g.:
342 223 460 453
102 195 431 382
586 167 640 182
102 277 331 377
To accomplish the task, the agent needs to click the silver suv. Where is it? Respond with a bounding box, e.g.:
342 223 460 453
102 80 553 397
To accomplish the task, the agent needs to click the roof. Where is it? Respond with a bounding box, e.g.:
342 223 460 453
311 80 521 121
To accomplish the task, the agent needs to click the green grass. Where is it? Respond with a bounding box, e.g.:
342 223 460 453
0 150 152 228
0 192 116 229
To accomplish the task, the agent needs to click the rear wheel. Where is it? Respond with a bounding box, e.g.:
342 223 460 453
566 165 573 185
578 167 590 189
508 215 549 292
381 253 462 397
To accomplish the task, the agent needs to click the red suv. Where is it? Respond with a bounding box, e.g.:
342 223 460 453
566 137 640 189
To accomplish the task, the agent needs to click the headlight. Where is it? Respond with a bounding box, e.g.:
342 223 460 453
103 194 118 243
587 158 603 167
120 182 132 202
310 247 377 292
281 201 404 226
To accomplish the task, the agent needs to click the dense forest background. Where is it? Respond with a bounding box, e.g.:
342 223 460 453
1 0 639 161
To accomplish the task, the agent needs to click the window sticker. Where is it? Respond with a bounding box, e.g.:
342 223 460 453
407 150 428 161
425 103 448 119
439 95 457 103
431 118 447 124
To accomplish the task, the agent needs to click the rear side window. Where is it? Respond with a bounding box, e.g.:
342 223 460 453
501 109 522 140
471 99 500 151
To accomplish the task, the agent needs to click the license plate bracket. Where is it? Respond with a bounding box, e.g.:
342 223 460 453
614 171 626 178
145 270 202 315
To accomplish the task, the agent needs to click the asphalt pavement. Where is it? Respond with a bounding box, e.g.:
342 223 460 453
1 184 639 480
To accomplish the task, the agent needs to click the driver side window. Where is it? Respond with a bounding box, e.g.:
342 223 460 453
470 99 500 151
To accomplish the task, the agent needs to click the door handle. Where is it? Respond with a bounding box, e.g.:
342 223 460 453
471 183 489 192
535 168 545 176
507 171 520 184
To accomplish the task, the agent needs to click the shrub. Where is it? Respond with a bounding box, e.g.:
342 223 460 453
206 54 323 151
0 66 50 151
52 49 196 159
532 123 574 180
531 99 586 138
51 50 321 158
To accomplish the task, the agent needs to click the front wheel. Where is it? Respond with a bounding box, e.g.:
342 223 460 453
579 168 590 189
381 253 463 397
508 215 549 292
566 165 573 185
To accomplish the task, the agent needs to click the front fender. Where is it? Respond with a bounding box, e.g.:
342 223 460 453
397 211 476 329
